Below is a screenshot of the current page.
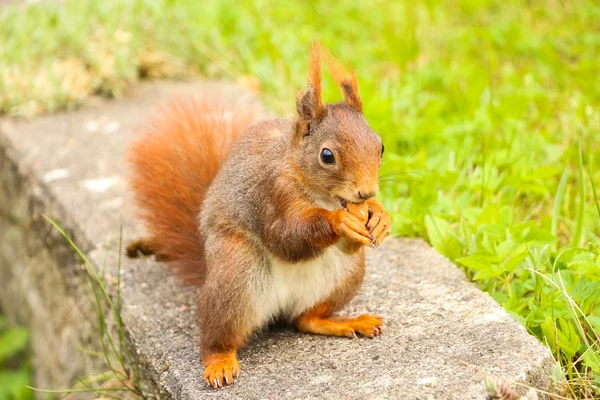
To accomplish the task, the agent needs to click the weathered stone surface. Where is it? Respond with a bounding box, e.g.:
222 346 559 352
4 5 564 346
0 111 106 390
0 81 554 399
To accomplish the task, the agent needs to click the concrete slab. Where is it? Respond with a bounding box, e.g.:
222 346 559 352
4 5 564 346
0 81 554 399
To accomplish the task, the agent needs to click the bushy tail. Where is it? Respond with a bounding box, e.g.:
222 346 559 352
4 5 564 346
128 98 255 286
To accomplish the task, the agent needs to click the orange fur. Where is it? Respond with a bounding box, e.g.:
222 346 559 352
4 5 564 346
128 99 254 286
325 50 363 112
294 41 327 138
197 231 257 354
202 351 240 389
295 256 383 339
366 198 392 248
296 311 383 338
264 182 372 259
309 41 326 118
295 246 382 339
127 43 391 390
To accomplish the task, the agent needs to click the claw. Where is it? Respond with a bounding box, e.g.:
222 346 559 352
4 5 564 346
203 352 240 389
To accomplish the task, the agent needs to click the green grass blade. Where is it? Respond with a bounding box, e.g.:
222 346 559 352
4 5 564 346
26 386 132 393
589 152 600 219
552 169 570 238
42 216 118 314
43 216 127 374
73 376 123 400
572 139 585 247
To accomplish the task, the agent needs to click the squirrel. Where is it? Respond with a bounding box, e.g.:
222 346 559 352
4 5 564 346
126 43 391 389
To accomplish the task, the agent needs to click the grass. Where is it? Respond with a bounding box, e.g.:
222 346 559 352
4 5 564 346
0 314 33 400
1 216 142 400
26 218 143 400
1 0 599 397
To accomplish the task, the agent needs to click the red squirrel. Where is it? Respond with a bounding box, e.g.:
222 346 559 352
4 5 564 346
127 43 391 389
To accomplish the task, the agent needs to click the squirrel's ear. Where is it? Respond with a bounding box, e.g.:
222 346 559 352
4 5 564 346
295 41 327 135
296 84 322 121
295 85 324 138
326 54 363 113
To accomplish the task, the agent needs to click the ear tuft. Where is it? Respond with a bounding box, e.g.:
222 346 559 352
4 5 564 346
309 41 325 117
295 41 327 137
325 52 363 113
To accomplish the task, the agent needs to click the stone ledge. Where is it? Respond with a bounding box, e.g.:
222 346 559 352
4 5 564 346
0 81 554 399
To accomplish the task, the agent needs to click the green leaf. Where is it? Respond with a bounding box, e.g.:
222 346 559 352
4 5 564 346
495 238 515 259
555 319 580 359
551 362 565 385
477 224 506 238
571 261 600 279
587 316 600 334
502 248 528 273
583 351 600 374
473 266 504 281
476 203 501 225
541 319 557 354
424 214 462 260
0 327 29 363
456 254 492 270
506 310 526 326
522 227 557 244
0 369 33 400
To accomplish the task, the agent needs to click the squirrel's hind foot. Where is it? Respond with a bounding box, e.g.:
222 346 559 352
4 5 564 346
296 312 383 339
126 239 156 258
126 239 171 261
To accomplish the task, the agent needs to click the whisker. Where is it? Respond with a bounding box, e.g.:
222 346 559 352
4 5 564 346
378 183 400 189
379 177 422 184
378 180 407 186
379 181 400 186
378 170 425 178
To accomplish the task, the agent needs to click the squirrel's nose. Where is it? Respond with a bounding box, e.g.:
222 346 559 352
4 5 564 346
358 190 377 200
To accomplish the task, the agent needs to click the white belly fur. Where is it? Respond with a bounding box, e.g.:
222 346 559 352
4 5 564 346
253 242 354 326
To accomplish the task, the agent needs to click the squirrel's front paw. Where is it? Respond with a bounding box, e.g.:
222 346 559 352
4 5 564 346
331 209 372 246
345 201 369 225
366 199 391 248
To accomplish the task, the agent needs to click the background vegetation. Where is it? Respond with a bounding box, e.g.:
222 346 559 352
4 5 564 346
1 0 599 397
0 314 33 400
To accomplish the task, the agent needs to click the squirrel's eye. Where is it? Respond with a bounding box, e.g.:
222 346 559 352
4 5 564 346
381 144 385 157
320 148 335 165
